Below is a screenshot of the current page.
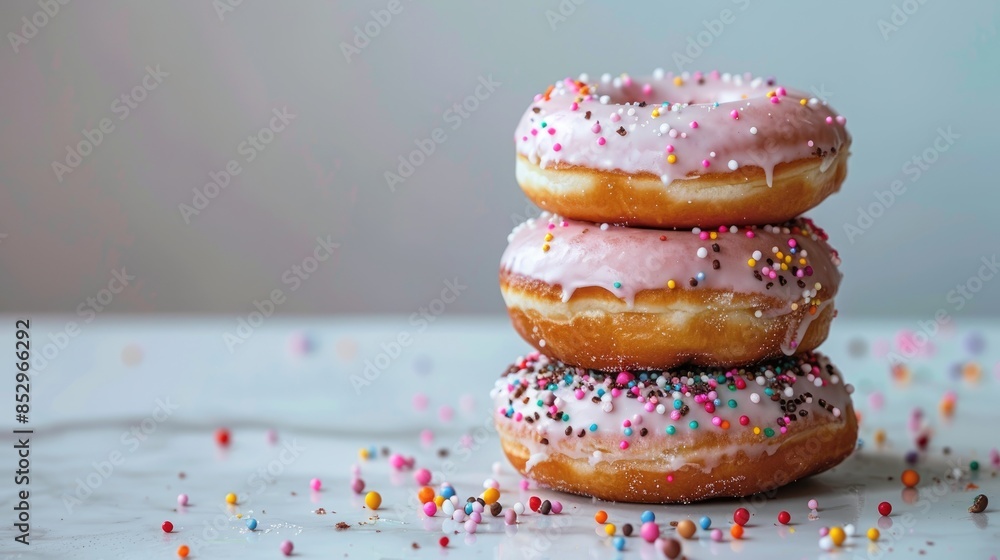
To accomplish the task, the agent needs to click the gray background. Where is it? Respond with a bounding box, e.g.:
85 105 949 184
1 0 998 317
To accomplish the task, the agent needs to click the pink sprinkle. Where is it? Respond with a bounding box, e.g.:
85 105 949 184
769 271 777 279
808 140 815 147
439 406 454 422
531 129 538 136
550 501 563 514
711 528 723 541
520 479 530 490
666 474 674 483
808 499 820 510
718 226 727 232
616 371 634 384
825 116 834 124
547 128 556 135
702 159 710 168
619 441 629 450
423 501 438 517
552 143 562 151
712 416 722 426
642 83 652 95
561 220 568 227
533 93 543 102
730 110 739 119
665 144 674 153
699 231 710 240
470 511 481 523
610 113 621 123
597 136 606 146
414 468 432 486
514 412 522 421
389 453 406 470
644 402 655 412
776 86 787 96
788 239 797 248
818 526 829 536
746 231 755 238
623 419 632 428
574 389 585 400
704 402 715 413
266 429 278 444
689 121 699 129
622 75 633 87
280 540 294 556
522 136 527 141
310 477 322 491
591 123 601 133
836 115 847 125
570 102 578 111
350 478 365 494
547 223 555 230
412 393 429 411
177 493 189 506
770 96 780 104
710 70 720 80
670 410 682 421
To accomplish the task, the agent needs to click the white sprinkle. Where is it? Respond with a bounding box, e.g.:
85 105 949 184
599 95 610 104
612 77 622 88
653 67 664 80
601 73 612 84
832 408 841 418
692 227 702 234
755 376 766 386
600 223 609 231
814 378 824 387
627 108 636 116
752 250 762 260
846 383 855 394
697 247 708 258
709 151 716 157
656 404 666 414
728 159 738 170
730 225 738 233
750 393 761 404
784 387 794 397
660 174 670 183
754 310 762 318
750 126 758 134
578 73 589 83
602 401 614 413
659 123 670 134
539 339 546 347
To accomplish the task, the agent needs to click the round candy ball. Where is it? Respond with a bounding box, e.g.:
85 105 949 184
901 469 920 488
246 518 258 530
778 511 791 525
699 515 711 530
659 537 682 559
733 507 750 526
280 540 294 556
365 491 382 510
161 521 173 533
640 521 660 542
676 519 696 539
878 501 892 516
310 478 322 491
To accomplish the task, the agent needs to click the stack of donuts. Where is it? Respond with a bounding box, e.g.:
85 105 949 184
492 70 858 503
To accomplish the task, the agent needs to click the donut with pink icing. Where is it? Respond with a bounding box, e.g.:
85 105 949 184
515 70 850 228
492 350 857 503
500 212 841 371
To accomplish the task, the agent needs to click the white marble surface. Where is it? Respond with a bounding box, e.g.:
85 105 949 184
0 316 997 559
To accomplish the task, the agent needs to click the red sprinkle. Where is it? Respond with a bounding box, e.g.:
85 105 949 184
439 536 449 547
529 496 541 512
162 521 174 533
777 511 791 525
878 501 892 516
215 428 230 446
733 507 750 526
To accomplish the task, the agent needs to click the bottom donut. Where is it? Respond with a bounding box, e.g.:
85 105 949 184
492 351 857 503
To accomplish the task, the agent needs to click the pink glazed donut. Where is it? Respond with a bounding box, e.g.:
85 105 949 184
492 351 858 503
515 70 851 228
500 212 841 371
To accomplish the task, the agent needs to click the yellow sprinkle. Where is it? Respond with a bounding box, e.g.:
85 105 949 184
225 493 237 505
799 258 807 265
481 487 500 505
651 108 660 118
753 427 761 435
604 523 617 536
709 232 717 239
867 527 880 541
434 495 446 507
814 282 822 290
673 77 683 86
789 527 796 534
667 279 676 289
747 258 756 267
776 251 784 260
781 263 788 271
767 90 776 98
236 513 243 519
667 154 677 164
791 303 799 310
800 98 808 106
544 233 553 242
542 244 550 252
784 255 792 263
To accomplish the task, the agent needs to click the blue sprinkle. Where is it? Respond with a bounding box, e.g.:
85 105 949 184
696 272 706 281
728 399 738 408
441 485 455 499
465 503 474 515
699 516 711 529
623 427 633 437
689 420 699 429
665 425 676 435
246 518 258 530
597 388 606 397
613 281 622 289
713 102 719 107
764 388 775 396
589 423 598 432
673 399 683 410
613 536 626 551
641 510 655 523
713 398 722 406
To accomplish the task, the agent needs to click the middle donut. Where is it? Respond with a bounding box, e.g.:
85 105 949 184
500 213 841 371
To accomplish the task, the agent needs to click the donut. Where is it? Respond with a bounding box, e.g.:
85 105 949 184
492 350 858 503
500 213 841 371
515 70 850 228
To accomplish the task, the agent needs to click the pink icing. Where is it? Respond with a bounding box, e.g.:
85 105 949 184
515 71 850 187
492 351 854 470
502 212 841 309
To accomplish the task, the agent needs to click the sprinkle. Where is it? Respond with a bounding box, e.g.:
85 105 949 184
901 469 920 488
365 491 382 510
667 154 677 164
246 518 258 530
597 137 606 145
730 110 739 119
280 540 294 556
613 281 622 289
177 545 190 558
177 494 188 506
701 159 710 168
697 247 708 258
728 160 738 171
867 527 880 541
162 521 174 533
733 507 750 526
225 492 237 505
877 501 892 516
689 121 699 129
595 510 608 524
552 143 561 151
750 126 758 134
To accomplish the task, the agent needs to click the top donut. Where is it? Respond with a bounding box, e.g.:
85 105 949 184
515 70 851 229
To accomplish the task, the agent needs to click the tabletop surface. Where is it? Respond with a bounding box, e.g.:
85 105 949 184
0 315 997 559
